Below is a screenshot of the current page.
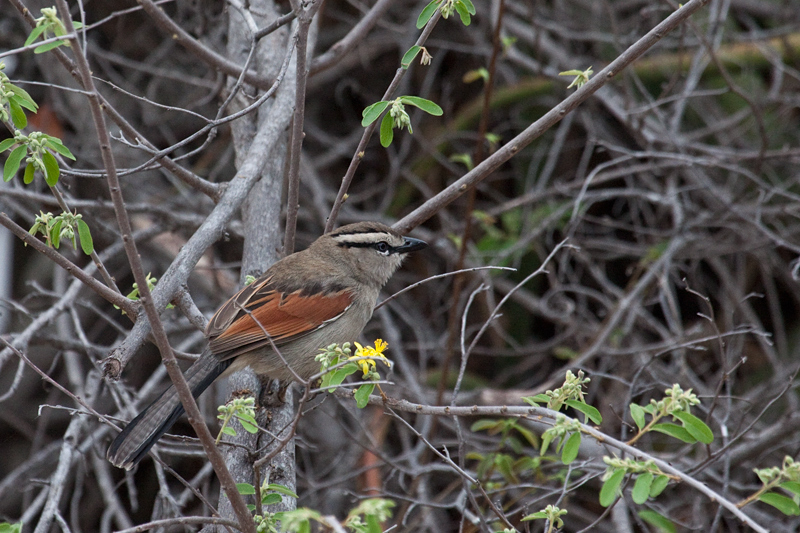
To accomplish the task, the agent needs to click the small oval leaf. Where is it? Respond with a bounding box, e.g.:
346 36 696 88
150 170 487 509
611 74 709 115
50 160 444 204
651 423 697 443
354 383 374 408
239 419 258 434
361 100 390 127
34 40 66 54
630 403 646 430
10 85 39 111
599 469 626 507
561 432 581 464
565 399 603 424
416 0 439 29
4 145 27 182
632 472 653 504
0 138 17 153
379 112 394 147
758 492 800 516
50 219 64 249
672 411 713 444
266 483 299 498
637 510 676 533
45 137 76 160
398 96 443 116
9 99 27 129
401 46 421 69
540 432 554 457
523 394 551 406
42 151 60 186
780 481 800 497
236 483 256 495
454 2 471 25
650 474 670 497
23 163 35 185
262 493 283 506
25 25 47 46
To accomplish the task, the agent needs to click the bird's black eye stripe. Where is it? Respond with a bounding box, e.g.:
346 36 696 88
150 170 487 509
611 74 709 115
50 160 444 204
336 240 396 254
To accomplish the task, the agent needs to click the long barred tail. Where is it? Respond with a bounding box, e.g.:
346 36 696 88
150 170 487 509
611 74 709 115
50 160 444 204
107 351 231 470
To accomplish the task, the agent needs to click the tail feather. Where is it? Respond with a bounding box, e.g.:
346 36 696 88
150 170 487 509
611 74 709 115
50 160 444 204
107 351 232 470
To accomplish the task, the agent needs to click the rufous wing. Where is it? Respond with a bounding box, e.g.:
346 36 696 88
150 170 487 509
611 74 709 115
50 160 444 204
205 276 354 358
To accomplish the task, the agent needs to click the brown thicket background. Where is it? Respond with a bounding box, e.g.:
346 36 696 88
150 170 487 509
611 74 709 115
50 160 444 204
1 0 800 531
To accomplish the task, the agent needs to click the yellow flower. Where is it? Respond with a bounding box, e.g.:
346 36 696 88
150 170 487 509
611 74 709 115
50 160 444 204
350 339 390 377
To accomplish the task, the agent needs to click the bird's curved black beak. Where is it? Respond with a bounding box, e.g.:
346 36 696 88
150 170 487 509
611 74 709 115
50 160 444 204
394 236 427 254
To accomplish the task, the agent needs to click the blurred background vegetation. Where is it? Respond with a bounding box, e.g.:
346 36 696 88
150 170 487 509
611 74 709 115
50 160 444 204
1 0 800 531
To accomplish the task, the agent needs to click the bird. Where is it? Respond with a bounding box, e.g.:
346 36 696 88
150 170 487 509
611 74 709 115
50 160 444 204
107 221 426 470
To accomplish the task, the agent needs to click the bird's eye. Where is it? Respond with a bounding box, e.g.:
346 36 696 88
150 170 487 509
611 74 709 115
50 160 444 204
375 241 390 255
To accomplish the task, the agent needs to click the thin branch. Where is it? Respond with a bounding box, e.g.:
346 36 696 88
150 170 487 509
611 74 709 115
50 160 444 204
54 1 255 529
0 212 138 315
394 0 712 233
324 10 442 232
137 0 274 90
361 394 770 533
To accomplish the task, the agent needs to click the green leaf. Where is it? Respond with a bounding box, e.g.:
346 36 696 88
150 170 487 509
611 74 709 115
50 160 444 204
354 383 374 408
361 100 390 127
262 493 283 506
4 145 27 182
366 513 381 533
523 394 551 406
416 0 439 29
0 523 22 533
632 472 653 504
42 150 60 186
23 163 35 185
459 0 476 14
758 491 800 516
8 99 27 129
77 220 93 255
495 453 516 483
50 219 64 248
10 85 39 112
630 403 646 430
266 483 299 498
672 411 713 444
401 46 422 69
780 481 800 497
45 138 76 160
513 425 539 448
324 365 356 390
454 2 471 25
379 112 394 147
222 425 237 436
25 25 47 46
540 432 554 457
0 138 17 153
637 510 676 533
34 40 65 54
239 419 258 433
565 399 602 424
651 423 697 443
521 511 547 521
399 96 443 116
650 474 670 497
599 468 626 507
470 419 500 432
237 483 256 495
561 432 581 464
